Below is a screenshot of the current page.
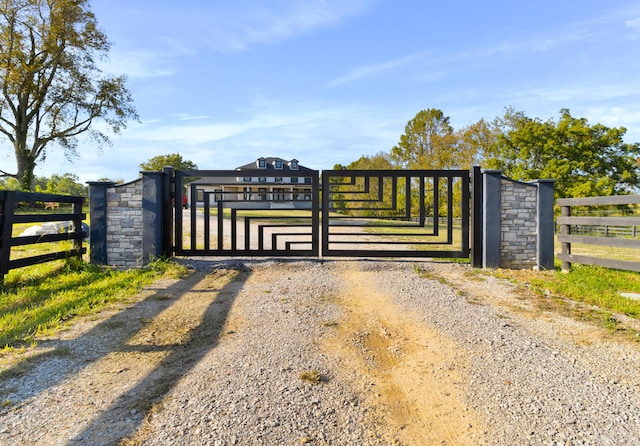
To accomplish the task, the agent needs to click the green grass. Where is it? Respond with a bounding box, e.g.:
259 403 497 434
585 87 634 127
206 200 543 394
0 258 189 351
492 262 640 330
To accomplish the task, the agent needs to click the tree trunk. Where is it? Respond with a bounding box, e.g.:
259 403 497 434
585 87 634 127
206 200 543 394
14 140 37 192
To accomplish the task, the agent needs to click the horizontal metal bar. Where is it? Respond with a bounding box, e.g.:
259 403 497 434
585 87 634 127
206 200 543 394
174 248 317 257
322 249 469 258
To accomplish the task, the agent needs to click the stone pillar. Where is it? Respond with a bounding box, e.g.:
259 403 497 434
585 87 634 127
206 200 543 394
142 171 165 263
88 181 114 265
482 170 502 268
531 179 555 270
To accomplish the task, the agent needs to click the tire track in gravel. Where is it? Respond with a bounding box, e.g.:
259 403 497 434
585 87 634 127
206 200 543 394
323 263 488 445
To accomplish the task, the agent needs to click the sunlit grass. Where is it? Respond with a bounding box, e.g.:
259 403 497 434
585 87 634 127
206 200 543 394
0 259 189 351
493 262 640 322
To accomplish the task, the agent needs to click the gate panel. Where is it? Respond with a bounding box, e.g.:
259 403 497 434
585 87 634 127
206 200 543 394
174 169 319 256
321 170 470 258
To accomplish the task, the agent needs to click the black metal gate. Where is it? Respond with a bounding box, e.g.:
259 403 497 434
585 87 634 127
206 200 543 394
322 169 470 258
173 169 320 257
171 168 477 259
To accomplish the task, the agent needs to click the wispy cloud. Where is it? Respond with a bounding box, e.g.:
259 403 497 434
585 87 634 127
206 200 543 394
100 48 177 79
325 52 428 87
183 0 376 53
626 17 640 31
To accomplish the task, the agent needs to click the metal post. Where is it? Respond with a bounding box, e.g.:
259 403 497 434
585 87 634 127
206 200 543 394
87 181 114 265
470 166 483 267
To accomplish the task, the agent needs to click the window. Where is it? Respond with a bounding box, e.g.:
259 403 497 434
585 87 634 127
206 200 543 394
274 188 286 201
243 187 252 200
274 159 283 169
257 158 266 169
258 177 267 183
291 177 299 184
258 187 267 200
290 160 299 170
196 189 204 202
243 177 252 182
275 177 283 183
304 177 312 184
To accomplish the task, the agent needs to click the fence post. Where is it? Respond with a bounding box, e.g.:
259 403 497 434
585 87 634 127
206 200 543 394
561 204 571 272
0 191 17 283
471 166 483 268
72 198 85 260
162 167 174 259
533 179 555 270
88 181 114 265
142 171 165 263
482 170 502 268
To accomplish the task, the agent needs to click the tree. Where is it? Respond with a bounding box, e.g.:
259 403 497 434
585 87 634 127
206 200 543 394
0 0 137 191
40 173 86 196
455 118 494 169
484 108 640 198
139 153 198 171
391 109 461 170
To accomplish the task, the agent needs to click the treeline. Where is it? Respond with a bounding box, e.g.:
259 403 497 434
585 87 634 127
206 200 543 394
0 173 88 197
336 108 640 199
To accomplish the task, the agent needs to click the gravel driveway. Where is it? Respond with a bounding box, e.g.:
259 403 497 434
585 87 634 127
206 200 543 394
1 259 640 445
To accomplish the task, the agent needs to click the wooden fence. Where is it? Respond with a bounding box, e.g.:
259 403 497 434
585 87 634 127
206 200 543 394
557 195 640 272
0 190 86 283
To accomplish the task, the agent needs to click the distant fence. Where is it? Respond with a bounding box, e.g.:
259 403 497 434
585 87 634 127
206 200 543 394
0 190 86 283
557 195 640 272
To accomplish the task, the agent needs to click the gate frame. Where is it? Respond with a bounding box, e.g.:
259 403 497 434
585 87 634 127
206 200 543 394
171 168 320 257
166 167 482 262
321 168 472 259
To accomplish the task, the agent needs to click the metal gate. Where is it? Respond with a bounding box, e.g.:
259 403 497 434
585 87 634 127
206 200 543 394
173 168 320 257
322 169 470 258
171 168 475 259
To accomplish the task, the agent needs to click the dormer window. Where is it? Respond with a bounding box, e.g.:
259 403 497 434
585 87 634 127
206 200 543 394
289 159 299 170
274 159 283 169
257 158 266 169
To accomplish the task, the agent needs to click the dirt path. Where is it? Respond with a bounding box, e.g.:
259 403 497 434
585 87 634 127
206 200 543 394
324 265 486 444
3 259 640 445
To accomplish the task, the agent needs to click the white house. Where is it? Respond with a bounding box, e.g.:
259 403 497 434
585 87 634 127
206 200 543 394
186 157 315 209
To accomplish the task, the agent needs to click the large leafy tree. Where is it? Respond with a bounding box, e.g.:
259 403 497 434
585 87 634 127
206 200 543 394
484 108 640 198
0 0 137 191
139 153 198 172
391 108 461 170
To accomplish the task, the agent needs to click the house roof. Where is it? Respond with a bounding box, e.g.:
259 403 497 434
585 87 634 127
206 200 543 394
235 157 313 172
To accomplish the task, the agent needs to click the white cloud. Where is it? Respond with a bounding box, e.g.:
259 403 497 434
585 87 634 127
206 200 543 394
626 17 640 31
162 0 376 54
100 48 177 79
326 52 428 87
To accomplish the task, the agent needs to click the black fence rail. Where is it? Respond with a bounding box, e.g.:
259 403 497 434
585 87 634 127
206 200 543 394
557 195 640 272
0 190 86 283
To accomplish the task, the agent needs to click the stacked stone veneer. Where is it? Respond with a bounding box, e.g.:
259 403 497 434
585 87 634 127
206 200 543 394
106 179 144 267
500 178 538 269
89 171 165 269
482 170 555 270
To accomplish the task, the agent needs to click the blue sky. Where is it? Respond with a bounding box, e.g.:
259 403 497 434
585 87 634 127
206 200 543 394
7 0 640 183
